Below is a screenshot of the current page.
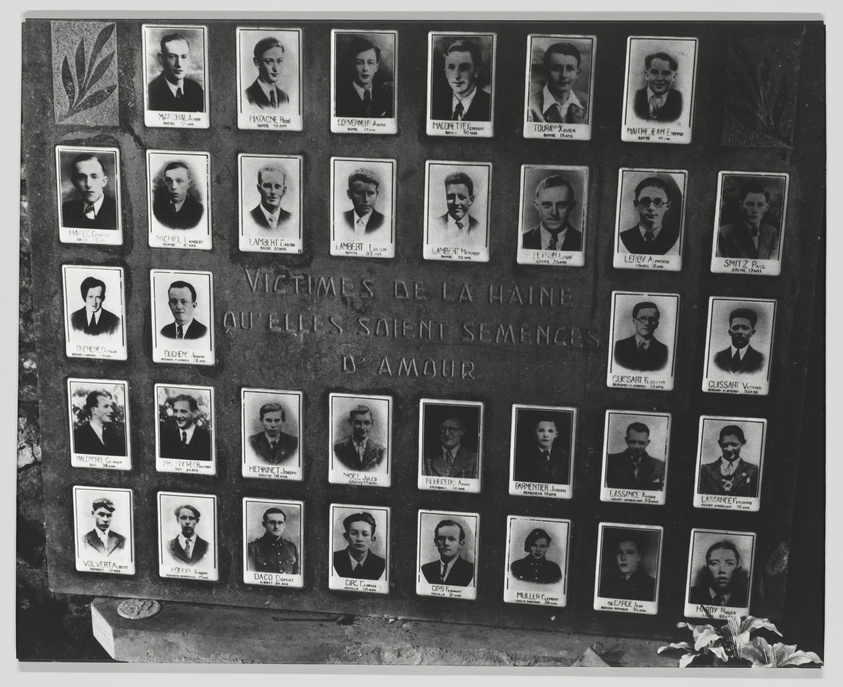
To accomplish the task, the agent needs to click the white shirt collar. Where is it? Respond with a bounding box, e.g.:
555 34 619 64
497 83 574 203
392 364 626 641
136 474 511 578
179 424 197 444
352 81 372 101
730 345 748 359
259 204 281 226
174 318 195 335
347 549 369 570
539 224 568 249
352 210 372 234
84 195 105 213
443 444 461 458
637 224 663 240
96 528 111 544
178 533 196 550
164 77 185 97
451 86 477 119
541 84 581 118
440 557 457 581
634 334 653 349
86 309 102 326
447 214 471 232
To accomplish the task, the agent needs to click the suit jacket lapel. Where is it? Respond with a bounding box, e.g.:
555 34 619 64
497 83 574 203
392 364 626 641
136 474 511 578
451 448 473 477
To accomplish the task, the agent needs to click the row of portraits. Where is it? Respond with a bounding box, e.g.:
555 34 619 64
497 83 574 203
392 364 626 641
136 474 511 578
69 381 767 512
72 486 756 619
55 145 790 277
139 25 699 144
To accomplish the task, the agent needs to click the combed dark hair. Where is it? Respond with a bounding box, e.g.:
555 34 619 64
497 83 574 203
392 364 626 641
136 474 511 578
705 540 740 566
444 171 474 196
342 511 377 534
634 177 671 202
168 280 197 301
728 307 757 328
347 168 379 189
434 519 465 541
348 37 380 62
543 42 581 69
718 425 746 444
80 276 106 301
644 51 678 71
262 507 286 522
253 36 284 61
84 389 112 413
443 39 481 67
259 402 285 421
171 394 198 412
625 422 650 437
737 181 770 204
174 503 200 519
632 301 660 319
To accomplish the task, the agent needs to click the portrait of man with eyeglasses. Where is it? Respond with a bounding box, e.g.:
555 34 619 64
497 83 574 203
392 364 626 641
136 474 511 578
619 176 680 255
613 301 669 372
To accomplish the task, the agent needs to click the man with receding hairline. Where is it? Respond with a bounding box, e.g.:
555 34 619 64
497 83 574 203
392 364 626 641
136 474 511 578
522 175 582 251
148 32 205 112
61 153 118 229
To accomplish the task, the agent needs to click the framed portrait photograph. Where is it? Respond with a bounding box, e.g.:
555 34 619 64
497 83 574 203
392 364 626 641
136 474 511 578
711 171 789 276
600 410 671 506
62 264 127 361
242 497 304 588
594 523 663 615
236 27 303 131
72 485 135 575
238 154 303 254
702 296 776 396
427 31 496 138
142 24 208 128
55 145 122 245
418 399 483 494
685 528 755 620
607 291 679 391
154 383 215 476
503 516 570 608
329 393 392 487
330 157 396 259
150 268 215 366
523 34 596 141
157 491 218 581
328 504 390 595
331 29 397 135
67 378 130 470
621 36 698 144
416 510 479 601
146 150 211 250
241 388 302 481
508 404 576 500
613 168 687 272
423 160 491 263
694 416 766 512
517 165 587 267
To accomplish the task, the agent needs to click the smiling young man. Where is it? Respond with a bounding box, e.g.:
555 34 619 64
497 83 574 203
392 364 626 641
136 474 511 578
605 422 665 491
159 394 211 461
633 51 682 122
73 390 126 457
332 512 385 580
698 425 759 497
528 42 588 124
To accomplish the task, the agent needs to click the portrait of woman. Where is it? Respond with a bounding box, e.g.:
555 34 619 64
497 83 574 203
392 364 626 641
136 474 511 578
509 528 562 584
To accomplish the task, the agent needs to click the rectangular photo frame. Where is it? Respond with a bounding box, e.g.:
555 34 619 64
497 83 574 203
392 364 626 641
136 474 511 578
328 504 390 595
150 268 215 366
504 515 570 608
418 399 484 494
238 154 303 254
73 485 135 575
329 393 392 488
62 264 127 361
241 388 303 481
157 491 218 581
685 528 755 620
416 509 479 601
509 404 576 500
68 378 131 470
594 523 663 615
243 497 304 588
154 383 215 476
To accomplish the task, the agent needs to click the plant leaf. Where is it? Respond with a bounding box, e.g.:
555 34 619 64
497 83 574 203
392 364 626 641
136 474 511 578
769 643 823 667
61 55 76 109
85 52 114 92
678 653 699 668
693 627 723 651
709 645 731 663
739 616 782 637
658 641 694 654
87 23 115 84
73 84 117 114
74 39 86 96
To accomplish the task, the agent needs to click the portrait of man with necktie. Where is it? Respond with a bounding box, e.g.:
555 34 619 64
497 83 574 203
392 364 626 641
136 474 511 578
418 515 477 590
618 174 682 256
146 30 206 113
59 150 119 231
331 511 387 582
526 40 590 125
151 160 205 231
604 420 666 492
688 537 751 610
420 402 483 488
425 163 491 262
712 307 765 375
521 174 583 252
248 164 292 230
244 36 291 111
429 36 492 123
157 391 212 462
333 405 387 473
72 388 127 458
340 168 386 236
247 401 298 466
697 424 760 498
161 501 213 571
512 410 573 486
716 177 783 261
334 34 394 119
159 280 208 341
597 528 659 604
612 300 670 372
69 275 121 338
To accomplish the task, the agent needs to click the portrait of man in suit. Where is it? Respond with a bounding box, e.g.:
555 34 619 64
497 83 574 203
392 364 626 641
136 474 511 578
332 512 386 580
713 307 764 374
613 301 669 372
69 276 121 337
599 533 656 601
335 37 393 118
160 280 208 340
619 176 679 255
159 394 211 461
248 402 298 465
333 405 386 472
61 153 117 230
522 175 582 251
431 38 491 122
152 161 204 230
247 507 299 574
633 51 682 122
421 519 474 586
429 171 483 247
605 422 665 491
168 504 209 566
73 390 126 457
423 411 478 479
527 42 588 124
245 37 290 110
689 540 748 607
698 425 759 497
717 181 779 260
82 498 126 557
341 168 385 235
249 165 291 230
148 33 205 112
513 415 570 485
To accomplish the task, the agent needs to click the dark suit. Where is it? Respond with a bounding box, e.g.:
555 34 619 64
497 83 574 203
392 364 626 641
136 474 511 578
521 224 582 251
343 209 386 233
514 444 570 484
620 225 679 255
247 534 299 573
249 432 298 465
713 345 764 374
698 457 759 497
600 571 656 601
70 308 120 336
422 556 474 586
335 83 393 118
632 87 683 122
153 195 204 230
333 437 386 472
423 446 478 479
159 425 212 461
431 88 491 121
510 555 562 584
717 222 779 260
62 196 118 230
613 335 669 372
245 79 290 109
148 73 204 112
332 549 386 580
83 529 125 556
249 205 292 229
73 422 126 456
160 319 208 340
168 535 209 565
606 450 665 491
689 584 748 608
